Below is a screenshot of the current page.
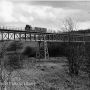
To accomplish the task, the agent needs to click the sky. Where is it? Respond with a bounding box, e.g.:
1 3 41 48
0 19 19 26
0 0 90 32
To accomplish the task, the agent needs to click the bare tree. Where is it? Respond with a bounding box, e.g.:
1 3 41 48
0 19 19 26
62 17 76 32
62 17 83 76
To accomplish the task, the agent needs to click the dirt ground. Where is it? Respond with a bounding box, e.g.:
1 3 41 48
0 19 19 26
0 57 90 90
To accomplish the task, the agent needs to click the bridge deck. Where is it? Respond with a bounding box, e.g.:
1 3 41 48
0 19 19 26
0 28 89 42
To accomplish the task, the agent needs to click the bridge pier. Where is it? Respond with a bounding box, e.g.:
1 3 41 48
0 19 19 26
36 41 49 60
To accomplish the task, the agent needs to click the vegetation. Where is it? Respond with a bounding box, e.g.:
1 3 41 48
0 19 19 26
0 41 8 90
48 42 66 57
62 17 80 76
7 41 23 51
66 43 85 76
22 46 36 57
5 41 23 70
82 42 90 78
0 18 90 89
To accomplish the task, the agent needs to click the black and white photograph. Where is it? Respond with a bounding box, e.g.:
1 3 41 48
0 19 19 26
0 0 90 90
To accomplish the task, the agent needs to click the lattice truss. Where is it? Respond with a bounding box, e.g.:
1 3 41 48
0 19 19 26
36 34 49 59
0 32 32 41
0 30 88 42
46 34 68 41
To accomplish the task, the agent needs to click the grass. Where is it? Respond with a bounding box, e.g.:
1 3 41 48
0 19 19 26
1 57 89 90
0 41 90 90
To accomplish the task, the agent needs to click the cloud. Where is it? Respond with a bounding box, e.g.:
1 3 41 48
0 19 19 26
0 0 81 30
77 21 90 30
0 0 15 22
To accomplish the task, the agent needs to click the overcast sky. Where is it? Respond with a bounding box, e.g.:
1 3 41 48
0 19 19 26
0 0 90 31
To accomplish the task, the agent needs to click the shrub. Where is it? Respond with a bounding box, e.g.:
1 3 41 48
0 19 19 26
4 53 22 70
65 42 85 76
48 42 66 57
5 41 23 70
7 41 23 51
22 46 36 57
82 42 90 77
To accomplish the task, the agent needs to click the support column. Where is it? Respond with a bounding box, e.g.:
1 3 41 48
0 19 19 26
8 31 9 40
44 40 49 60
19 32 21 41
29 34 31 41
36 41 44 59
14 32 15 40
36 35 49 60
25 33 26 40
1 32 3 41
